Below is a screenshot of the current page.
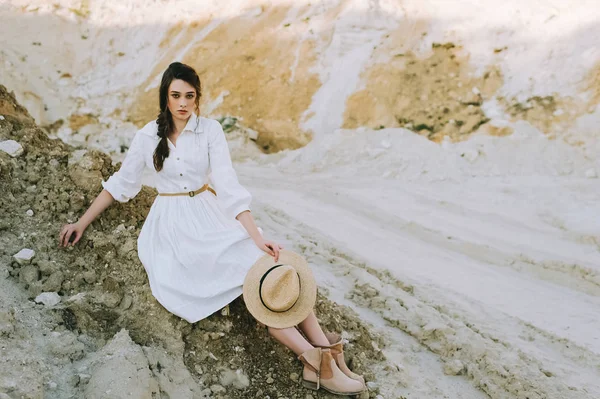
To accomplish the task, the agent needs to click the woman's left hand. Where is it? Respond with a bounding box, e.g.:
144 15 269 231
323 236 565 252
254 238 283 262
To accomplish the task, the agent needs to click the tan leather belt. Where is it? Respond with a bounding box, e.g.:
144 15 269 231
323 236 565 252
158 183 217 197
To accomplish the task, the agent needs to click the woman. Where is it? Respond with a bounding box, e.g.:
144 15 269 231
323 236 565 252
58 62 365 395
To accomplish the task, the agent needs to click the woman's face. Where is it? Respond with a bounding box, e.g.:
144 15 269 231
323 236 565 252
167 79 197 122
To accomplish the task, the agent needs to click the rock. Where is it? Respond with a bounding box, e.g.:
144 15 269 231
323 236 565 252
246 128 259 140
26 209 34 216
444 359 465 375
42 271 65 292
35 292 61 307
84 330 159 398
48 330 85 361
0 115 4 120
82 270 97 284
0 139 24 157
13 248 35 265
585 168 597 178
38 260 60 275
289 372 299 382
0 311 16 337
220 368 250 389
142 346 203 398
210 384 226 394
366 381 378 390
19 263 40 285
266 376 274 384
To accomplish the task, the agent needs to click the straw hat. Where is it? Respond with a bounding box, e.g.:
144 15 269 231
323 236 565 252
243 250 317 328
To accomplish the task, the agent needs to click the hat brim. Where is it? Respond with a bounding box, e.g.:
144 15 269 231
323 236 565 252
243 250 317 329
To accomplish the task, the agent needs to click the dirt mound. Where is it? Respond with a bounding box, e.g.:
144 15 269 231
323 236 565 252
0 84 387 398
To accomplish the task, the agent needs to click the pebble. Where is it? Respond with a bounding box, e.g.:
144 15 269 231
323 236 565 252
443 359 465 375
0 140 23 157
266 376 274 384
0 115 4 120
289 372 299 382
26 209 34 216
13 248 35 265
35 292 61 307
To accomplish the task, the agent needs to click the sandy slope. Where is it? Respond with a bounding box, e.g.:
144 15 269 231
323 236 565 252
227 125 600 398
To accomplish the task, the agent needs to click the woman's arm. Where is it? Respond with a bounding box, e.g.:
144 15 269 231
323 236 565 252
59 190 114 247
236 209 283 262
59 129 147 247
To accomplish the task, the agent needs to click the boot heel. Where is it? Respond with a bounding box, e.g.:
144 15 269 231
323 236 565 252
302 380 319 390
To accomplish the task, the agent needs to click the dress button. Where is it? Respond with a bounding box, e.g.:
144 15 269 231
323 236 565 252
177 157 180 160
180 173 183 176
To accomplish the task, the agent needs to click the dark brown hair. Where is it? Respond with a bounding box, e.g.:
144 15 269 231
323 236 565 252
153 62 202 171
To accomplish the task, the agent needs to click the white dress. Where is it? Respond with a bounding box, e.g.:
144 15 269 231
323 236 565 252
101 114 265 323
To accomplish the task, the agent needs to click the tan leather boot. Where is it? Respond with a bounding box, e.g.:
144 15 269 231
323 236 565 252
298 347 365 395
310 332 366 387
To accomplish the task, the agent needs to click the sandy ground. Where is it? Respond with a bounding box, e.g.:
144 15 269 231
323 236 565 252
231 127 600 398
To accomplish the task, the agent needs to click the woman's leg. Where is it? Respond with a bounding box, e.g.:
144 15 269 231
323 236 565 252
268 326 314 355
297 310 329 346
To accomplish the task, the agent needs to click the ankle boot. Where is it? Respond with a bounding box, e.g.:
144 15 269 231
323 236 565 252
298 347 365 395
311 332 366 387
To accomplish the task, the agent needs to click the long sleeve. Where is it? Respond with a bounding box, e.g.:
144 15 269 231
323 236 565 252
208 119 252 219
101 130 146 202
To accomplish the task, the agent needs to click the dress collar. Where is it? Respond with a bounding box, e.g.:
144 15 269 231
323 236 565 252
182 113 204 134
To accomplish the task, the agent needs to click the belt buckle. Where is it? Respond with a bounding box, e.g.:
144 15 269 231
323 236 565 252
188 190 195 197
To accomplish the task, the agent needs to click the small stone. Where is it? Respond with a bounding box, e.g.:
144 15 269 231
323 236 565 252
0 311 15 337
47 381 57 390
444 359 465 375
246 128 258 140
35 292 61 307
266 377 274 384
82 270 97 284
0 115 4 120
366 381 378 390
19 265 40 285
13 248 35 265
305 395 315 399
210 384 226 394
289 372 299 382
78 373 91 384
585 168 597 178
42 271 64 292
26 209 34 216
0 140 23 157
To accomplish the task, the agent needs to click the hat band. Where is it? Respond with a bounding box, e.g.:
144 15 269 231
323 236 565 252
259 264 301 313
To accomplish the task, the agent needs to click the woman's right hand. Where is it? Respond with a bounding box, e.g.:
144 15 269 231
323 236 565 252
59 222 86 248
